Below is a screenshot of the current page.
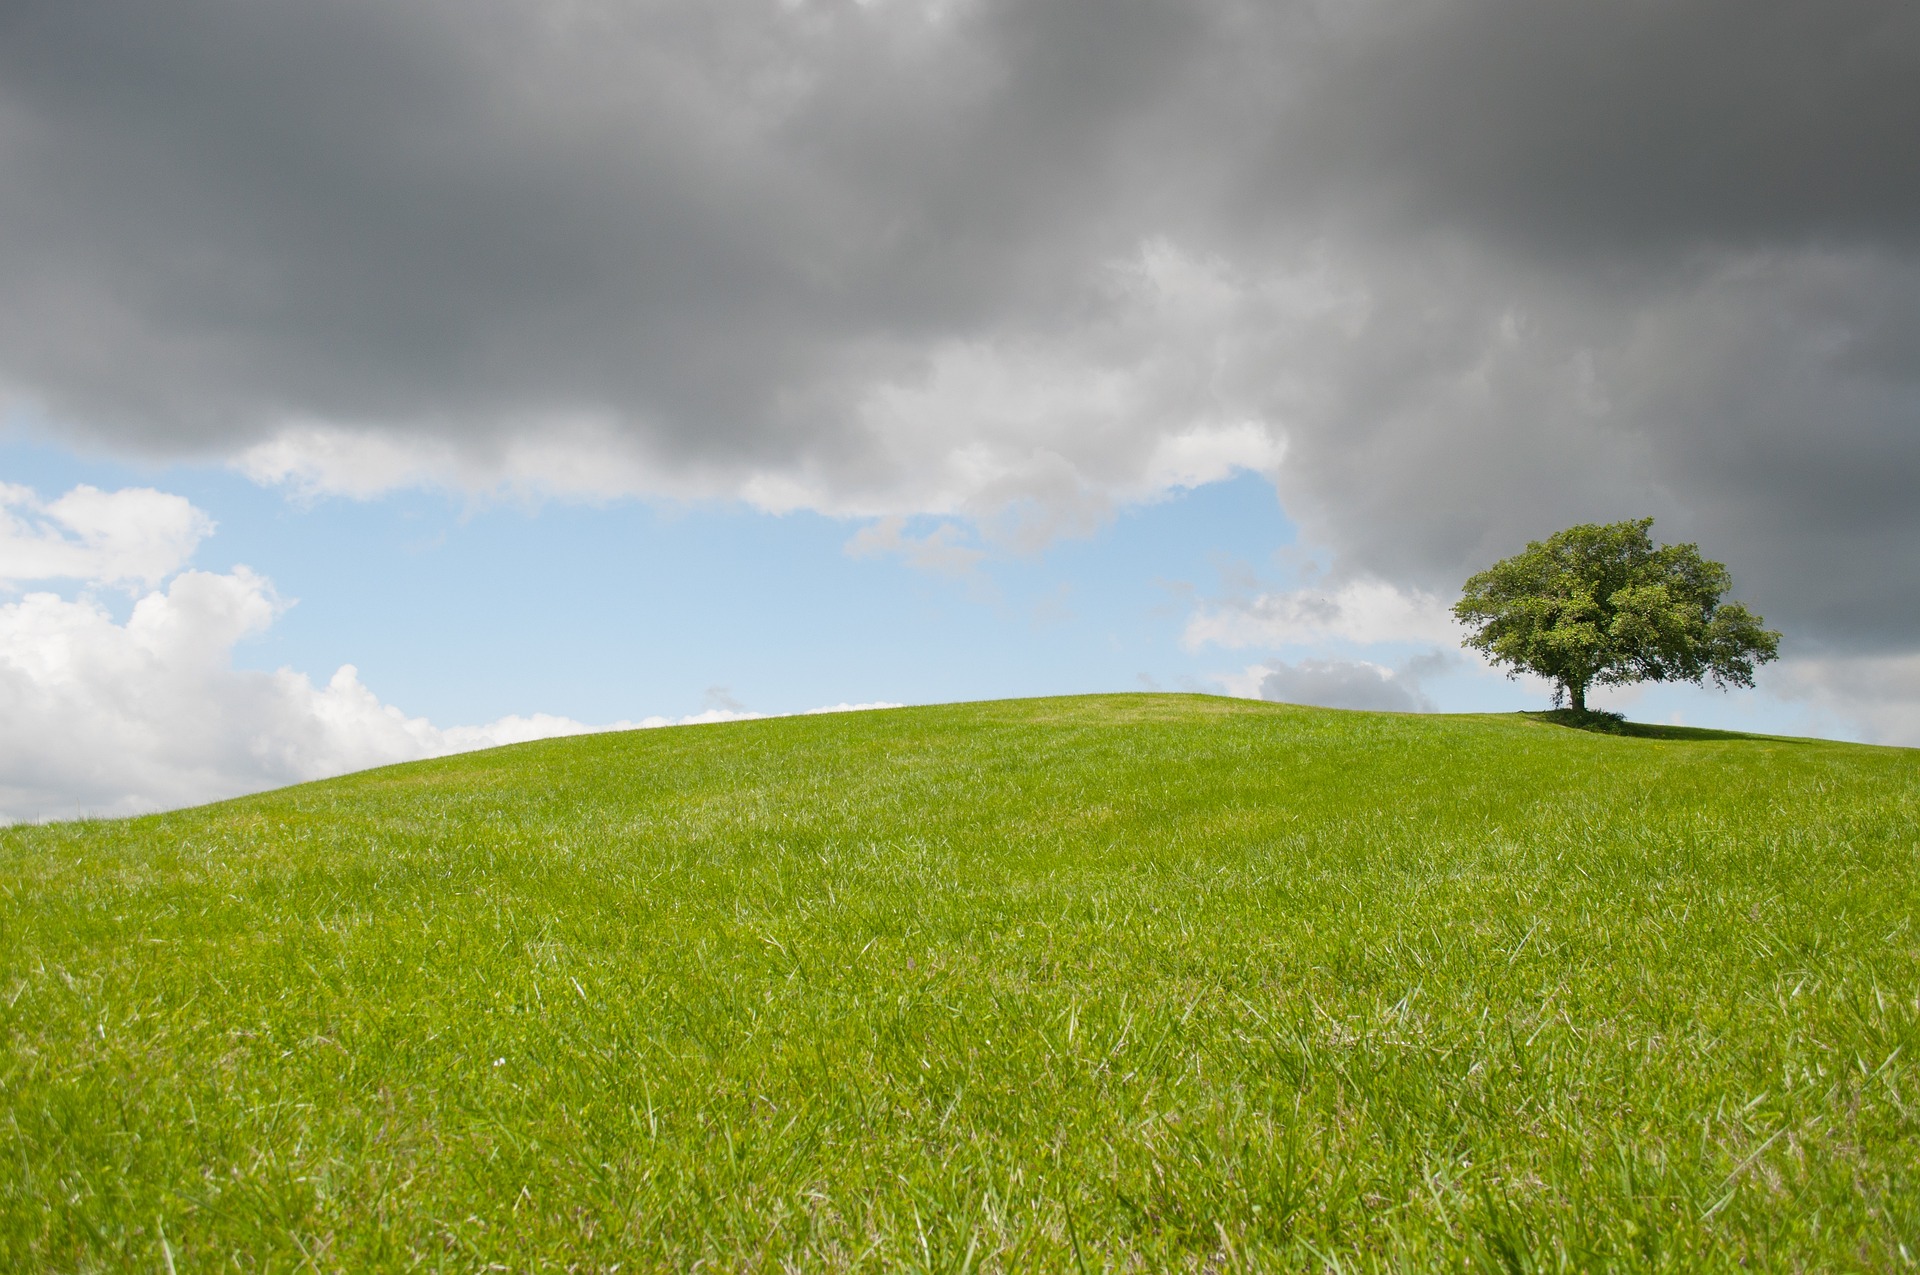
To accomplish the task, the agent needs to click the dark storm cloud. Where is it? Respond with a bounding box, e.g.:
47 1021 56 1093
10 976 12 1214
0 0 1227 451
1263 245 1920 649
1249 0 1920 650
0 0 1916 649
1262 0 1920 255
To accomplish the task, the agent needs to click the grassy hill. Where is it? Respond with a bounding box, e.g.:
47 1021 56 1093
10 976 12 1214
3 694 1916 1271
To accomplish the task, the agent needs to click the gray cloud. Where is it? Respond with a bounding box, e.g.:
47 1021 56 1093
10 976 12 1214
1260 0 1920 256
1769 651 1920 748
1256 657 1433 715
1 0 1916 652
0 1 1228 454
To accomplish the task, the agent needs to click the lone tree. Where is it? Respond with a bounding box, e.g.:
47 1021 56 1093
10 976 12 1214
1453 519 1780 713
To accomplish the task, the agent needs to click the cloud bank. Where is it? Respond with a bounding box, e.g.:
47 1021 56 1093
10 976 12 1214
0 2 1915 684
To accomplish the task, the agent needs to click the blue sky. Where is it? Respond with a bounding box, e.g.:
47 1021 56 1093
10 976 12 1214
5 431 1314 723
1 424 1837 780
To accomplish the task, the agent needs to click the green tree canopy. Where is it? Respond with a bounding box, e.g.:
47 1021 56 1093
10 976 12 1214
1453 519 1780 713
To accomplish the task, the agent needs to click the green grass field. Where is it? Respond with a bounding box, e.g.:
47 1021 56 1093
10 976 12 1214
3 694 1917 1271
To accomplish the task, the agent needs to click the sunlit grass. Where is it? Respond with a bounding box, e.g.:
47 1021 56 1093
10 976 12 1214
3 694 1916 1270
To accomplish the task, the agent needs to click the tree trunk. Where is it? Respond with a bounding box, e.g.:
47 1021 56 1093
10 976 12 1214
1569 681 1587 713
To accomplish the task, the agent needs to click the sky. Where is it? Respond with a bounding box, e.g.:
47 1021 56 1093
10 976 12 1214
2 0 1917 821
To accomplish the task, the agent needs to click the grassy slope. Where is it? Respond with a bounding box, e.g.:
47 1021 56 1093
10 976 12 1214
2 694 1917 1271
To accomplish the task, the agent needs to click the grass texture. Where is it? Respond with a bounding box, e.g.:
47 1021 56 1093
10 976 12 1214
2 694 1917 1271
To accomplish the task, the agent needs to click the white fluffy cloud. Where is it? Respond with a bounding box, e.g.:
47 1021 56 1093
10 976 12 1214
0 483 903 823
0 483 213 587
0 563 626 822
1182 576 1460 651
